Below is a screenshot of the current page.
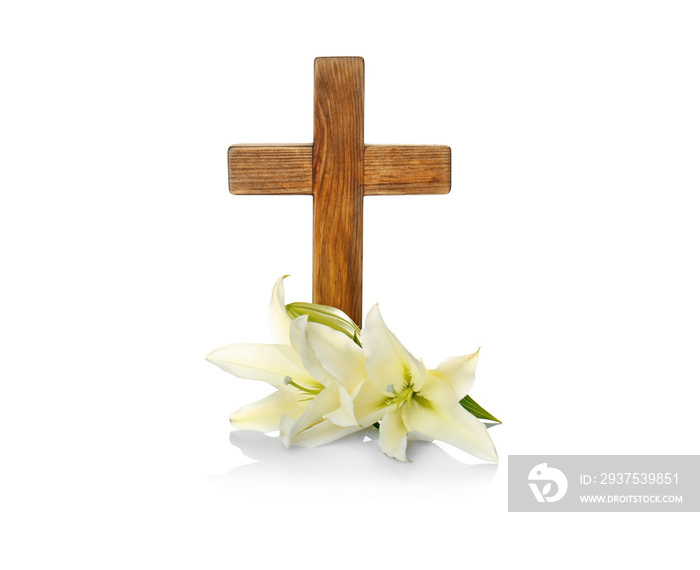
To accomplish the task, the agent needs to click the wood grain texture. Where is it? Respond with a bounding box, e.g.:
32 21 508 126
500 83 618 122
229 143 450 196
364 145 451 195
229 144 313 195
312 57 364 325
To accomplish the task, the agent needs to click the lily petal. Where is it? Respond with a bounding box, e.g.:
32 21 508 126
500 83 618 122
402 399 498 462
363 304 426 395
378 407 409 461
289 315 334 387
418 372 462 408
351 378 391 427
281 382 342 446
430 349 479 400
229 389 305 432
268 275 292 345
206 342 311 388
285 420 361 448
278 413 297 445
322 383 357 427
303 321 366 392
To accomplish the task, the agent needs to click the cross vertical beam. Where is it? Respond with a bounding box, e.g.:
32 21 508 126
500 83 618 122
312 57 364 325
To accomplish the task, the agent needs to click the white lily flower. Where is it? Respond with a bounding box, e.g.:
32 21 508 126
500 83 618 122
206 276 366 447
352 305 498 463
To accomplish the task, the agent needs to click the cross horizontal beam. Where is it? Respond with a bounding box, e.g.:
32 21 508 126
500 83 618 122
228 144 451 196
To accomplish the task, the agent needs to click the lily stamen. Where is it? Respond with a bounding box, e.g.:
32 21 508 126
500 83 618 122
385 383 417 410
284 375 323 397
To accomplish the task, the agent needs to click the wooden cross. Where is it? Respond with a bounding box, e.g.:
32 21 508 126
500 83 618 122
228 57 451 326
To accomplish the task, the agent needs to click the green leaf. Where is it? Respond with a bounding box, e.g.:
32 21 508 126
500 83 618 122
286 301 362 347
460 394 501 423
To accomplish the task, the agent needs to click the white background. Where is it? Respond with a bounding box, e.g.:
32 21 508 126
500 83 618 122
2 0 698 567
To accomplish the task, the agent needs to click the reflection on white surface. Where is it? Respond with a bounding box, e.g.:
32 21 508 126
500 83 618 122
209 428 498 494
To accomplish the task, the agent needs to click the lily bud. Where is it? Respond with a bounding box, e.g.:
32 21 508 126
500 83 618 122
286 301 362 346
